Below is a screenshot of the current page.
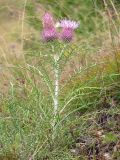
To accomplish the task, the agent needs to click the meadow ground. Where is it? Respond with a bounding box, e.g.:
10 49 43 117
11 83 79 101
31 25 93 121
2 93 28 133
0 0 120 159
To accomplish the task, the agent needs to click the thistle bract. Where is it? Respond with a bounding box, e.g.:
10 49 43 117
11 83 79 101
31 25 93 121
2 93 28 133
42 28 58 42
61 28 73 42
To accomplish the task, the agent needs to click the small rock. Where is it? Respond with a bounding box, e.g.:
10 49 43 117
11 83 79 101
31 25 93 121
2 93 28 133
103 152 112 160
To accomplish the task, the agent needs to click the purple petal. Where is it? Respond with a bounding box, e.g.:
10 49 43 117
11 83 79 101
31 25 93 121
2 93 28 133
59 20 79 29
42 12 54 28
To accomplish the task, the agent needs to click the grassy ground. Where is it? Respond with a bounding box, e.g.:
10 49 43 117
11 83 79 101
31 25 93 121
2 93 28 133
0 0 120 159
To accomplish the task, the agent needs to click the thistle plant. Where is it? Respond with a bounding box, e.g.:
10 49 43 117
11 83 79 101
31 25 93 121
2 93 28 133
41 12 79 136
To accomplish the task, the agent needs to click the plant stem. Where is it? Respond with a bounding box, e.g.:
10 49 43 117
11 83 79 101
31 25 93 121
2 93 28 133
52 54 59 139
54 64 59 116
53 54 59 120
52 45 66 138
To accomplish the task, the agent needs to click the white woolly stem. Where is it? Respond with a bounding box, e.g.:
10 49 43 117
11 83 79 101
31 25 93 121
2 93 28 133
54 64 59 116
52 45 66 139
52 54 59 138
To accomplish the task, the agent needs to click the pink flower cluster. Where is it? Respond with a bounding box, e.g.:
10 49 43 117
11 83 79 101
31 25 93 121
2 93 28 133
42 12 79 42
42 13 58 42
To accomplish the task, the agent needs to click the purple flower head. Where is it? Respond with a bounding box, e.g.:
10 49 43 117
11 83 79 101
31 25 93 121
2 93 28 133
42 28 58 42
42 12 58 41
42 12 54 28
59 19 79 42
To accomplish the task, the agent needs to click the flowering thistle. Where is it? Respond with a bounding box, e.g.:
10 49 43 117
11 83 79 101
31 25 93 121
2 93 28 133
59 20 79 42
42 12 58 41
